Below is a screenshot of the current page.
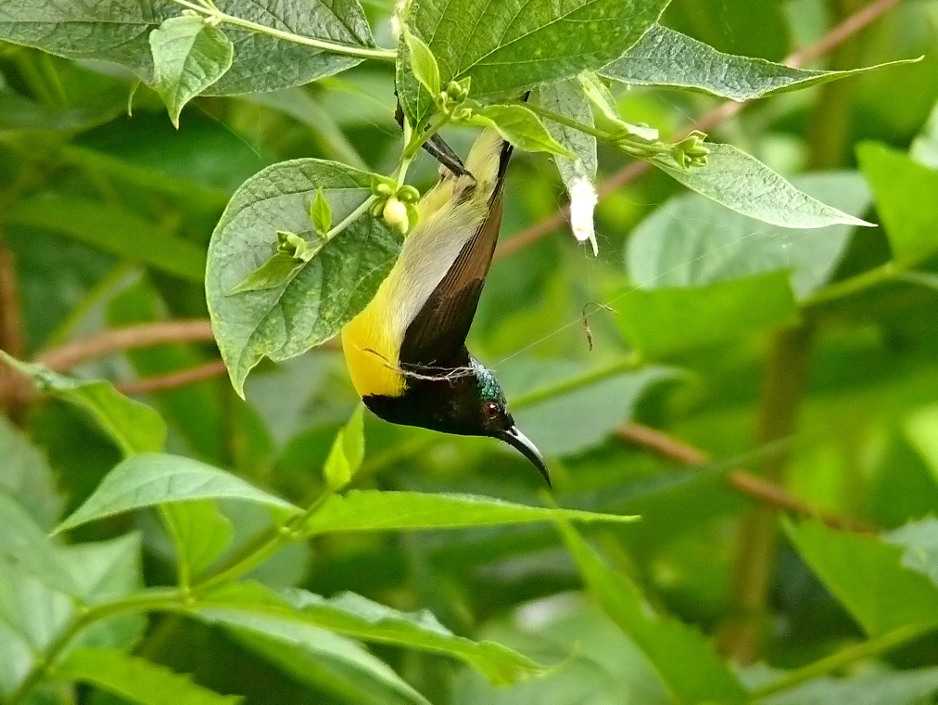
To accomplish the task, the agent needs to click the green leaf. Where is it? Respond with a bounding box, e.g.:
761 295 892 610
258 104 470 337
785 520 938 637
56 453 299 533
149 15 234 128
0 490 79 595
625 172 872 298
532 79 597 190
302 490 637 535
206 159 402 396
615 271 799 359
887 517 938 589
399 0 670 125
5 195 206 281
310 187 333 234
556 521 746 704
58 647 240 705
196 582 543 685
0 0 374 95
650 144 874 229
468 103 575 156
858 141 938 262
402 26 440 98
161 501 235 578
505 362 677 457
0 414 64 530
759 667 938 705
228 623 432 705
603 25 920 101
911 99 938 169
323 405 365 491
0 351 166 456
226 250 308 295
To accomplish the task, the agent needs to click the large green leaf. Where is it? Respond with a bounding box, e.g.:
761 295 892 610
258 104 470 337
650 144 872 229
760 668 938 705
206 159 402 396
5 196 207 281
614 271 799 359
557 521 746 704
625 172 871 298
161 501 235 579
149 15 234 127
58 648 240 705
57 453 299 533
603 25 918 101
505 362 676 457
858 142 938 262
398 0 670 126
302 490 638 535
786 521 938 637
0 351 166 456
195 582 543 685
0 0 374 95
228 623 432 705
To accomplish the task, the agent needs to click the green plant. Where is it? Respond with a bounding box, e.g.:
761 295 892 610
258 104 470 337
2 0 938 703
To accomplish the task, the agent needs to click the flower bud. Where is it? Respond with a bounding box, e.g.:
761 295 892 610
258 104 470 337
383 197 409 233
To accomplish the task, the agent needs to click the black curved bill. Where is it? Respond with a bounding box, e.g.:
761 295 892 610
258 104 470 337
423 133 469 177
499 426 551 487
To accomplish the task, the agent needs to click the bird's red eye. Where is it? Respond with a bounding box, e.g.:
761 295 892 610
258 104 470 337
484 401 499 419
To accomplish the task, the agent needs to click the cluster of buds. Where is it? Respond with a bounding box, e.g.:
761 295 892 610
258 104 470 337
671 130 710 168
438 78 473 121
371 180 420 234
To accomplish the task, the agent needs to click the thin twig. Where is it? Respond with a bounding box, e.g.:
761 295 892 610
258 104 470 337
0 232 30 418
618 421 875 534
36 320 215 371
116 360 228 395
495 0 905 257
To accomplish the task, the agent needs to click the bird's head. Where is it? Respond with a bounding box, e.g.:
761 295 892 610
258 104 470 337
365 356 549 486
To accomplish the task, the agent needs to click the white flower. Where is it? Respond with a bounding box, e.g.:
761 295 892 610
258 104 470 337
569 176 598 256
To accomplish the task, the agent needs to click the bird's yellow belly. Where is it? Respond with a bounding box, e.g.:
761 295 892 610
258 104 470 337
341 283 406 399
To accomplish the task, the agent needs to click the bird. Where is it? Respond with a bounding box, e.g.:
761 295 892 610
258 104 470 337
340 129 550 485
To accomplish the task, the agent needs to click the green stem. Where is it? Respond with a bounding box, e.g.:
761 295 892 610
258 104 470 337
748 623 934 700
171 0 396 62
805 261 897 308
325 195 377 240
512 356 638 409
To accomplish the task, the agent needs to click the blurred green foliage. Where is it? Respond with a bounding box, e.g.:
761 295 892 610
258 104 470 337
2 0 938 704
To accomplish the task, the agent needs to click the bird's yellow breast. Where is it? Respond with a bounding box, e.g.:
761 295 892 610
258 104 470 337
341 277 406 398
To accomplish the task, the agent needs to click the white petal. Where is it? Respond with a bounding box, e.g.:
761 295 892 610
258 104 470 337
569 177 599 256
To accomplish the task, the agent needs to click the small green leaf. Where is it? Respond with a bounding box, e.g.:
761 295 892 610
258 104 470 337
324 405 366 491
196 582 543 685
650 143 874 229
533 79 597 190
149 15 234 128
887 517 938 589
58 647 240 705
468 104 574 156
226 251 308 295
786 520 938 637
310 188 333 234
615 271 800 359
402 26 440 98
757 667 938 705
603 25 920 101
206 159 402 396
0 351 166 456
579 73 658 141
161 501 235 578
56 453 299 533
557 520 746 704
303 490 638 535
858 142 938 262
0 414 64 530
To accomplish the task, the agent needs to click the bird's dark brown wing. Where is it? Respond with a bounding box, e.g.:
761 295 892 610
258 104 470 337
399 191 504 368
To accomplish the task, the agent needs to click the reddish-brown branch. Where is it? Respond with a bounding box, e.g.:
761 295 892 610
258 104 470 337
0 232 30 418
37 320 215 371
618 422 875 534
116 360 228 395
495 0 905 258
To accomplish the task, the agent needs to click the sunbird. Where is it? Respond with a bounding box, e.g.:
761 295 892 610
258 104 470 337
341 130 550 485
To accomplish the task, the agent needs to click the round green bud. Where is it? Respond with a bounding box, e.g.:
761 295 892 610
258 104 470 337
383 197 409 232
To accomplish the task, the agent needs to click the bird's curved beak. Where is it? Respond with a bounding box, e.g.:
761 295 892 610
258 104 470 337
498 426 551 487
